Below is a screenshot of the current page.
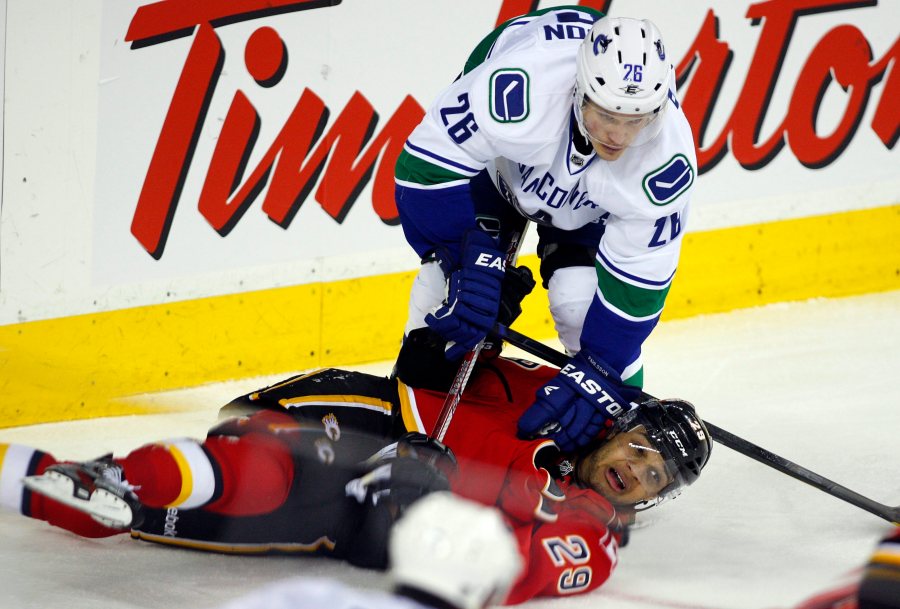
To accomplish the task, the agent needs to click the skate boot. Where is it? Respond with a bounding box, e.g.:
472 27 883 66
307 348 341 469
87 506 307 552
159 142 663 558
23 455 144 529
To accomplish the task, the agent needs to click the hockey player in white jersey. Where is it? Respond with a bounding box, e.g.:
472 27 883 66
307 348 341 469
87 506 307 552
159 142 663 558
394 7 697 452
213 492 523 609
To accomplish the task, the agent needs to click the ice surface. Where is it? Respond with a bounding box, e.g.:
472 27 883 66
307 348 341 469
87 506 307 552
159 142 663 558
2 291 898 609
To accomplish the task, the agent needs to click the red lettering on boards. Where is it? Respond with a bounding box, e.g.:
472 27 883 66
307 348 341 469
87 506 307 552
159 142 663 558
676 0 898 173
126 1 422 259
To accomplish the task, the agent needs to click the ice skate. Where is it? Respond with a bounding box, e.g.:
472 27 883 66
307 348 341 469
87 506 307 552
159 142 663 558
23 456 144 529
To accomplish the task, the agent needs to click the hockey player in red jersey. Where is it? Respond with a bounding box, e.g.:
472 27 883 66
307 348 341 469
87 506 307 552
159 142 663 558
1 356 710 603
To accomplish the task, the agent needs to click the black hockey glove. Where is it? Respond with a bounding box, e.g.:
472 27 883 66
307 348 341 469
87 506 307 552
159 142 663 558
395 432 458 475
345 433 456 570
346 433 456 515
497 264 536 327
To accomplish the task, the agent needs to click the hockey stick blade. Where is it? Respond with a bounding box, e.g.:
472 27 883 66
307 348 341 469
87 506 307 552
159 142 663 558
493 323 900 525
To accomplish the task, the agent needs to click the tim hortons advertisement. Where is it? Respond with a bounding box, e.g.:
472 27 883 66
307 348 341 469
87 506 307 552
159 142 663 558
94 0 898 287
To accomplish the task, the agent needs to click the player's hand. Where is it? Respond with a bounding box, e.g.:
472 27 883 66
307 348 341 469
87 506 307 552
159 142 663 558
347 433 456 512
344 434 456 570
497 264 536 327
426 229 506 360
517 350 640 452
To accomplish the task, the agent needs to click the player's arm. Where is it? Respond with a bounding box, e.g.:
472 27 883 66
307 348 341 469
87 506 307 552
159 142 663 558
395 67 513 358
518 177 693 451
395 7 567 265
503 499 620 603
394 69 500 260
580 194 691 386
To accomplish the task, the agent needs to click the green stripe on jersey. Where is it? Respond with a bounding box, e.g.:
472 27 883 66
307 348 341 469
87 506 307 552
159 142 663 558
463 5 603 74
623 367 643 388
595 262 670 319
396 149 471 186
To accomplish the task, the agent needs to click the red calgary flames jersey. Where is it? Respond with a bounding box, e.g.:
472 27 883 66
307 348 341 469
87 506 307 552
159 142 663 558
398 357 624 603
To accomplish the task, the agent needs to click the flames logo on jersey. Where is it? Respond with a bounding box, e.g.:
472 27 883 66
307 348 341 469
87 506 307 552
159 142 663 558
315 437 335 464
322 413 341 441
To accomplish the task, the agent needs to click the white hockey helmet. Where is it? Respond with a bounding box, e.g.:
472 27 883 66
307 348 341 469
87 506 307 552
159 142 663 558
574 16 672 146
390 492 523 609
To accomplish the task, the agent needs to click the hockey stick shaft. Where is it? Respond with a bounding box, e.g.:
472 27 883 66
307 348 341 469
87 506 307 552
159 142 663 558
431 221 530 441
701 421 900 523
493 323 900 524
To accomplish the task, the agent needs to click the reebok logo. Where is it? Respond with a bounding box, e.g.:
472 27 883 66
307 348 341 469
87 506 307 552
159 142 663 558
475 253 506 271
163 507 179 537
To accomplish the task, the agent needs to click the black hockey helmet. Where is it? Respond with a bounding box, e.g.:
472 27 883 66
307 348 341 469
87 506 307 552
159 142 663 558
614 397 712 509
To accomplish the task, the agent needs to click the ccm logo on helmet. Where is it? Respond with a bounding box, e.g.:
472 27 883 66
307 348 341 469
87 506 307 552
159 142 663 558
560 364 625 416
666 429 689 458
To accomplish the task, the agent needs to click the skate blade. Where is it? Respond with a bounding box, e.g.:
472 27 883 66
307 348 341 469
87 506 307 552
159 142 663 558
22 472 133 529
89 488 135 529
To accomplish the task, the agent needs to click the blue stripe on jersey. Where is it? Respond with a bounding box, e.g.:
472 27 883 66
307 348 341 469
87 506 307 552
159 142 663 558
556 11 598 24
404 141 482 176
596 249 675 288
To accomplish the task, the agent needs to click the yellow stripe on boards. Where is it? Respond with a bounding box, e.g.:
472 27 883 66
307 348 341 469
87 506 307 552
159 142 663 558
664 204 900 318
164 445 194 509
0 204 897 428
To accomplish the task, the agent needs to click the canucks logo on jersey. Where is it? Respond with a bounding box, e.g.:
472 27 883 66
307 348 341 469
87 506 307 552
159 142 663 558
642 154 694 205
490 69 530 123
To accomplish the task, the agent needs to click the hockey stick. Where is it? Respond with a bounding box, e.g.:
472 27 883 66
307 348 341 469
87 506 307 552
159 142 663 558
431 221 529 441
492 323 900 525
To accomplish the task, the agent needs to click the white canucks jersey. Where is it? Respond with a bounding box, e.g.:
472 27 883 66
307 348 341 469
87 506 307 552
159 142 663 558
395 7 697 382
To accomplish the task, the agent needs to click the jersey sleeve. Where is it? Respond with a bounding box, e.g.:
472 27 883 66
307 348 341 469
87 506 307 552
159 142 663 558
395 8 598 268
394 56 501 265
503 493 621 603
580 108 697 387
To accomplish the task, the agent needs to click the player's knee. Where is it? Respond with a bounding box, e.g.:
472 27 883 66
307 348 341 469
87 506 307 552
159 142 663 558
548 266 596 354
206 433 294 515
404 261 446 334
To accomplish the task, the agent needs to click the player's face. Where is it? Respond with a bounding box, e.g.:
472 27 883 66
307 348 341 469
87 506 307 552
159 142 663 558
576 426 672 506
580 102 655 161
